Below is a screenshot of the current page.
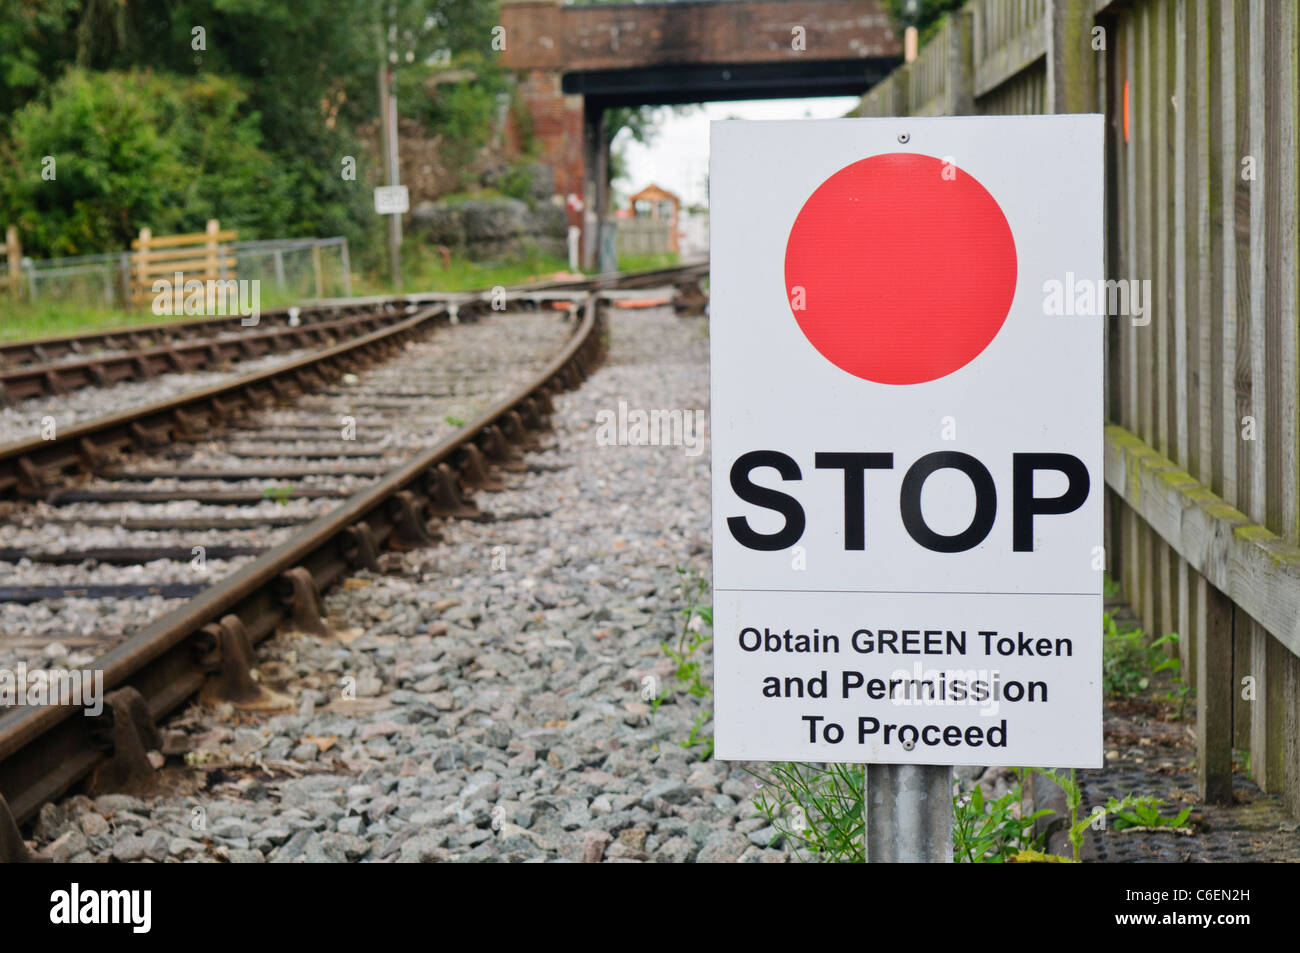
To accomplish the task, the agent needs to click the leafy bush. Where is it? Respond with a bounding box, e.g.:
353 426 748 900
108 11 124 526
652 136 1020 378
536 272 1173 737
0 69 294 257
496 163 537 205
407 62 511 188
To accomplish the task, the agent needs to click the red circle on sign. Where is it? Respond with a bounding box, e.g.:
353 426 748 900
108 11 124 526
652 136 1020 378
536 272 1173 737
784 153 1017 385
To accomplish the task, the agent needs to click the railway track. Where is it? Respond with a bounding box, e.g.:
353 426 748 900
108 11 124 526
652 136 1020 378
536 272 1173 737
0 264 707 408
0 263 706 861
0 301 368 369
0 304 406 407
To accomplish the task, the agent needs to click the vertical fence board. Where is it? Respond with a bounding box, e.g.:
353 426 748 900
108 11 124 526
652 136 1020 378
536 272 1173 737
1184 3 1208 677
1198 581 1235 802
1206 0 1228 505
1122 19 1141 609
1252 626 1288 792
1286 651 1300 816
1173 0 1190 471
1246 0 1277 792
1232 0 1254 524
1268 0 1300 543
1164 0 1175 465
1280 0 1300 816
1138 4 1157 638
1159 1 1179 647
1233 607 1251 749
1247 0 1267 527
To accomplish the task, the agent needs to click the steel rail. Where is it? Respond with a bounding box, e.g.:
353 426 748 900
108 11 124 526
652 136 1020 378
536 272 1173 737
0 292 605 841
0 303 476 498
0 300 392 368
0 260 705 370
0 307 412 406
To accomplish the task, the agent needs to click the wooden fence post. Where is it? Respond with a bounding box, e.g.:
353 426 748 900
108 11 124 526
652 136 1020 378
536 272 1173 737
946 9 975 116
1048 0 1099 113
135 228 152 306
340 239 353 297
1197 582 1235 803
4 226 20 301
1286 652 1300 816
205 219 221 281
311 240 324 299
118 253 132 309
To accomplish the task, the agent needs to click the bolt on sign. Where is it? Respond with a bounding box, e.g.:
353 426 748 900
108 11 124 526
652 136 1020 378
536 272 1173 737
710 116 1104 767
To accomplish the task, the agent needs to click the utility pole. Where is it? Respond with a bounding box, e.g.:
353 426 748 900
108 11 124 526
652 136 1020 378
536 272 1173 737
377 62 402 289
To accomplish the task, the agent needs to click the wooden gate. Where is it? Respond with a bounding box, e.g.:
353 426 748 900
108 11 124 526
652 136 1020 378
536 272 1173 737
130 219 237 310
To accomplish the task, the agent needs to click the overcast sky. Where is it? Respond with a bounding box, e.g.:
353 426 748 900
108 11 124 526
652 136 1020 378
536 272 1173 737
614 96 860 210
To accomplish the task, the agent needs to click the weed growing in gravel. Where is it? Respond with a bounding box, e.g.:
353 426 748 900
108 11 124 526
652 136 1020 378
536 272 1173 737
744 762 1179 863
445 415 466 427
682 712 714 760
954 780 1050 862
1025 768 1155 862
744 762 1177 863
1106 796 1193 832
661 567 714 759
666 567 713 699
751 764 1048 863
1102 611 1184 704
751 762 864 862
262 483 294 505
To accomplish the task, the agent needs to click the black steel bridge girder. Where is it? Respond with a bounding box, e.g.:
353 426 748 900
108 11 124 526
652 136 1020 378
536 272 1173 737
564 57 902 108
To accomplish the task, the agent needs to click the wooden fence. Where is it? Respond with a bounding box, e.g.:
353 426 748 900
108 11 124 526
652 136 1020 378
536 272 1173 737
613 217 674 256
1 227 20 301
130 219 238 309
857 0 1300 816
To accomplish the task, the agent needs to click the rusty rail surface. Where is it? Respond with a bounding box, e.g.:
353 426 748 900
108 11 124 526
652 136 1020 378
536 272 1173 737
0 304 464 498
0 264 705 859
0 306 410 406
0 300 385 368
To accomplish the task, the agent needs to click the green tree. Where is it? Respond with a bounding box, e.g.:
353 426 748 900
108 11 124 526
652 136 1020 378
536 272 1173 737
0 1 501 260
0 70 291 256
884 0 966 41
0 0 79 115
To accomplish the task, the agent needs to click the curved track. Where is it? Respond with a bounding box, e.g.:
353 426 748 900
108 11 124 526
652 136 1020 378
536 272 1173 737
0 264 706 861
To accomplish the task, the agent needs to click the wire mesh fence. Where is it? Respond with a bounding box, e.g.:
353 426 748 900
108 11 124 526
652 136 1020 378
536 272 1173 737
0 237 351 312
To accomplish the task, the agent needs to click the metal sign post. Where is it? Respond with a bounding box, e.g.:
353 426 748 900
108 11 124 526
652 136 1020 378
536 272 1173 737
865 765 953 862
376 64 403 290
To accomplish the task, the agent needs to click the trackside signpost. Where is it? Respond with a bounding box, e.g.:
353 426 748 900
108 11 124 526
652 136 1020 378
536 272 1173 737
709 115 1104 860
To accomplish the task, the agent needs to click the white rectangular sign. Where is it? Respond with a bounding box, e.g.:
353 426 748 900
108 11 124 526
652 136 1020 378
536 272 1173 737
710 115 1104 767
374 185 410 215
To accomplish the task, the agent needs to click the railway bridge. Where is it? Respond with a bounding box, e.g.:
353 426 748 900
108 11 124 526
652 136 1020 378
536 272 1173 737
500 0 902 266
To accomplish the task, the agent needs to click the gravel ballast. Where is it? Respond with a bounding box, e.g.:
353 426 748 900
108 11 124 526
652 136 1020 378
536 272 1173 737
21 304 796 863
